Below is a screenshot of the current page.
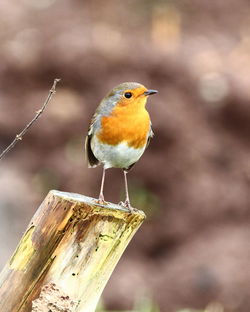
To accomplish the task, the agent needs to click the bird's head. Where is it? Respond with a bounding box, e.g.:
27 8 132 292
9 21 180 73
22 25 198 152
104 82 158 110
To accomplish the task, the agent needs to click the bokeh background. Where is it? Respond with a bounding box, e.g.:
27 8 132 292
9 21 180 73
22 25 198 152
1 0 250 311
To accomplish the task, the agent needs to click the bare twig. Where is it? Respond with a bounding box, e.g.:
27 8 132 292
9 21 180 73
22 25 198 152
0 78 60 160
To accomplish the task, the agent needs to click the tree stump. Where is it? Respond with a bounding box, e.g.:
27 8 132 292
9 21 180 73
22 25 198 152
0 190 145 312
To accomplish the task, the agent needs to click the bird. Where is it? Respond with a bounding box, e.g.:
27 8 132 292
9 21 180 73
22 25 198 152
85 82 157 212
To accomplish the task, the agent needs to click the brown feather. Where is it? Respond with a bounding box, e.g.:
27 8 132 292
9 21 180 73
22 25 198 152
85 134 99 168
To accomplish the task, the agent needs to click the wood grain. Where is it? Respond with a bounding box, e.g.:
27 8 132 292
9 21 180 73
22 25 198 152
0 190 145 312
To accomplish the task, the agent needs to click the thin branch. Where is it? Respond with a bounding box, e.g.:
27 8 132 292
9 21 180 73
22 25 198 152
0 78 61 160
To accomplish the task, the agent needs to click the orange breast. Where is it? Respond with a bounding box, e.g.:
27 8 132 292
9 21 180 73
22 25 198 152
97 105 150 149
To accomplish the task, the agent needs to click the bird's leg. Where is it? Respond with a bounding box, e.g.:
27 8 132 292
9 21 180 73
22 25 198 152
122 170 133 213
98 167 106 203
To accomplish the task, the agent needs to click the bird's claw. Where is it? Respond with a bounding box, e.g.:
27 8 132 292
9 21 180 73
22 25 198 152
95 194 106 205
118 200 137 213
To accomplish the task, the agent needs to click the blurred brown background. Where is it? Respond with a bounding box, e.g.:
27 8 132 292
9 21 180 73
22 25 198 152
1 0 250 311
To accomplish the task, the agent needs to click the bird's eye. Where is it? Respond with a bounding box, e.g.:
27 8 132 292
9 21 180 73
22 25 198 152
124 92 132 99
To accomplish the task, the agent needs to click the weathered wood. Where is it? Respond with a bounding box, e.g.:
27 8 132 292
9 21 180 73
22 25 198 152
0 190 145 312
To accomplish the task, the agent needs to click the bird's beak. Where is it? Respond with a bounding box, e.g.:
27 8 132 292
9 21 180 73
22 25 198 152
144 89 158 96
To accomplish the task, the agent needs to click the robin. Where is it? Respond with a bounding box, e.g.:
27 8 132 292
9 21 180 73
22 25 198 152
85 82 157 212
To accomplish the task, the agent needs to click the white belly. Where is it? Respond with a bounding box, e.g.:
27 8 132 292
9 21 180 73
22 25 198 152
91 136 146 169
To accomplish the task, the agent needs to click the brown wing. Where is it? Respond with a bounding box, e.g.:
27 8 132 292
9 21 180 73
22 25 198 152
85 133 99 168
85 113 100 168
84 89 120 168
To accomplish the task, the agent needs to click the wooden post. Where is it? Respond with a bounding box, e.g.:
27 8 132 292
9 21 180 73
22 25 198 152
0 190 145 312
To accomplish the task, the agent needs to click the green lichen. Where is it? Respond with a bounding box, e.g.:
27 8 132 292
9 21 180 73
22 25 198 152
99 233 115 241
9 226 36 271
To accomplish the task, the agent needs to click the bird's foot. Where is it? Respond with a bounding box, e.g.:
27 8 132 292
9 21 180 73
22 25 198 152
119 200 137 213
95 194 106 205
